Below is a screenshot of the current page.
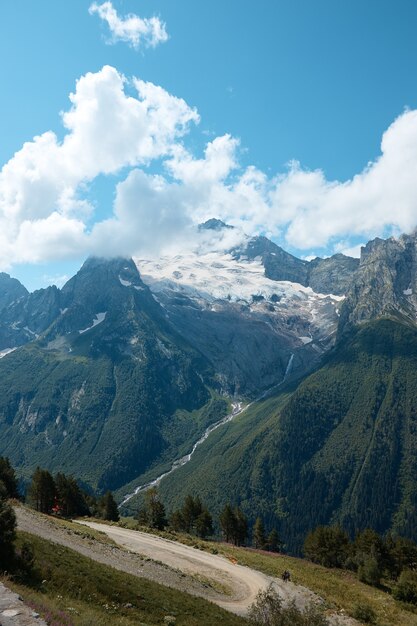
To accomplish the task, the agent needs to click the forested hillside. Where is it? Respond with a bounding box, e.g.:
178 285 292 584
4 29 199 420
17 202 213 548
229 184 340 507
0 258 217 492
160 317 417 553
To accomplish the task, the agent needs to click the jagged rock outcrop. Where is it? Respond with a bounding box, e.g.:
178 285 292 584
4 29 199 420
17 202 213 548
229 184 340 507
4 286 61 333
234 235 358 295
339 232 417 334
150 291 329 397
0 285 61 349
199 218 234 231
234 235 309 284
307 254 359 296
0 273 28 310
0 257 213 491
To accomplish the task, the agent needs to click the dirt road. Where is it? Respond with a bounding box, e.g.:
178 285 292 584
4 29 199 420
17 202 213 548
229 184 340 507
16 507 357 624
78 520 354 623
80 520 280 614
15 506 222 602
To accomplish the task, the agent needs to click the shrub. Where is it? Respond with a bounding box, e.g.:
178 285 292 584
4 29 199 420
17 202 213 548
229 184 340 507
358 555 382 587
248 584 328 625
352 602 376 624
393 569 417 605
17 541 35 574
304 526 350 568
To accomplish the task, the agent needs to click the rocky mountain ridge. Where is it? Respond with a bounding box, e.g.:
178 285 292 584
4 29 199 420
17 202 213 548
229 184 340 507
234 234 359 295
0 256 214 491
340 231 417 333
1 227 416 504
149 230 417 551
0 226 356 397
200 219 359 295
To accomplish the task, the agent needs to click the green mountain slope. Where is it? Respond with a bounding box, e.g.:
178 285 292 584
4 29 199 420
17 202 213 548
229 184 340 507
0 258 216 492
123 389 291 516
159 317 417 553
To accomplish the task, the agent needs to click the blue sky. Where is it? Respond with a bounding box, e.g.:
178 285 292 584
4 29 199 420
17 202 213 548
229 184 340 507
1 0 417 290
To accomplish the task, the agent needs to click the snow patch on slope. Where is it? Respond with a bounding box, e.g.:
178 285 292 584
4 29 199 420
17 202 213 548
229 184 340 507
119 276 132 287
79 312 107 334
0 348 16 358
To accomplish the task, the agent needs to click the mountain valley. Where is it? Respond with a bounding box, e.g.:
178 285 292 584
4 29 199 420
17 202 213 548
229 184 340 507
1 224 417 556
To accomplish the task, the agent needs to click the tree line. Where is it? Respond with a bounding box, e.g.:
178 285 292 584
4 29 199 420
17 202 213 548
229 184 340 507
304 525 417 604
1 456 282 550
0 457 120 572
4 455 417 608
0 457 119 522
135 487 282 550
27 466 120 522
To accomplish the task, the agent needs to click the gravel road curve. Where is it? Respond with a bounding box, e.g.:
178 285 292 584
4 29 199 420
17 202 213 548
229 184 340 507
15 506 224 602
15 506 358 624
78 520 359 624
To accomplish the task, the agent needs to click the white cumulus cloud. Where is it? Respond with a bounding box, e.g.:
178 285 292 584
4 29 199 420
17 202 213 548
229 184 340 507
0 65 198 268
269 109 417 250
89 1 168 50
158 109 417 255
1 64 417 272
90 169 192 257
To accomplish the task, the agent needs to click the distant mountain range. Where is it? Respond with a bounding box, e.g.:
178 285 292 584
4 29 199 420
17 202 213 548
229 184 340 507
155 231 417 552
1 222 416 553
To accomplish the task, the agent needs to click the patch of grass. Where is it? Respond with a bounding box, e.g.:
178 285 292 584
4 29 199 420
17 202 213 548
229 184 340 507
6 532 245 626
189 573 233 597
52 516 117 546
90 518 417 624
215 544 417 626
110 520 417 626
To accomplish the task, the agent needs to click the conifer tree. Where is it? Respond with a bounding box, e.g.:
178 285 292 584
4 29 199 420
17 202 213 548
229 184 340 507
0 480 16 569
267 528 282 553
196 508 213 539
55 473 89 517
28 467 55 514
234 507 248 546
169 495 212 537
144 487 166 530
136 505 149 526
181 495 202 533
102 491 120 522
169 509 185 532
0 457 19 499
253 517 266 549
219 504 237 543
